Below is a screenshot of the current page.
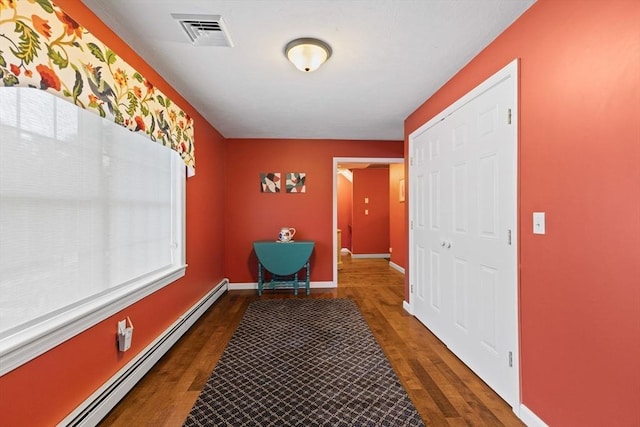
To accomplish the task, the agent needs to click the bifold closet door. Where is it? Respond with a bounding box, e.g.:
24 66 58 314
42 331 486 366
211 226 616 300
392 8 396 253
411 64 518 408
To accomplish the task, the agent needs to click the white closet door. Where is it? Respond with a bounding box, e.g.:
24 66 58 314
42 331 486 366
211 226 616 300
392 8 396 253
412 117 454 343
410 61 518 408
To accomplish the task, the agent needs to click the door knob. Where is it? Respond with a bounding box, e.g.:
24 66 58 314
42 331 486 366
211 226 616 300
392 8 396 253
447 242 452 249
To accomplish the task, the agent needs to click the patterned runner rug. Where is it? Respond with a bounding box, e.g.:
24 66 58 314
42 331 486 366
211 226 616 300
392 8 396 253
184 298 424 426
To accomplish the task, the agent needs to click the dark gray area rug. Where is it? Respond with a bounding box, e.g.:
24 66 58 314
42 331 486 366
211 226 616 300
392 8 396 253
184 298 424 426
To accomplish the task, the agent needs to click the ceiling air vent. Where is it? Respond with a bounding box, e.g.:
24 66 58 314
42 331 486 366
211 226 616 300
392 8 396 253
171 14 234 47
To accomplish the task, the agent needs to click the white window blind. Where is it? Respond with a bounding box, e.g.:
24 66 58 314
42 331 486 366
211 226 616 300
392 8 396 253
0 88 186 374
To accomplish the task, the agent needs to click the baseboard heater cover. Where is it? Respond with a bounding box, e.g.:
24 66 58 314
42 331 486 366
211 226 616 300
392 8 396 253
351 253 390 259
59 279 228 427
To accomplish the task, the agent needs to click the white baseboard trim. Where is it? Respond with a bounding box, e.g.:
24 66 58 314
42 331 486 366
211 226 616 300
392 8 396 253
518 404 548 427
389 261 405 274
351 253 390 259
59 279 229 427
403 300 413 315
340 248 352 254
228 281 336 291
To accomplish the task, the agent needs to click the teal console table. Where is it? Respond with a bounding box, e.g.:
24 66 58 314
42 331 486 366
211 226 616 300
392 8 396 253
253 241 315 296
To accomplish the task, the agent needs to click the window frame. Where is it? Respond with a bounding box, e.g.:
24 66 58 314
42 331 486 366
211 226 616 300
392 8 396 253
0 88 187 375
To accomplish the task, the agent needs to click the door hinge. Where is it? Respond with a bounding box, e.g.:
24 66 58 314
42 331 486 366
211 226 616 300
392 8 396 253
411 284 414 293
508 229 512 245
507 108 512 125
410 157 414 166
508 351 513 367
411 220 414 230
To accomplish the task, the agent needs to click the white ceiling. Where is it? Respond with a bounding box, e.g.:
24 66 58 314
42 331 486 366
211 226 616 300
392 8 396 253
80 0 535 141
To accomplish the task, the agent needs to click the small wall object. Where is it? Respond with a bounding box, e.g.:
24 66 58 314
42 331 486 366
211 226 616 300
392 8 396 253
117 317 134 352
286 172 306 193
261 172 281 192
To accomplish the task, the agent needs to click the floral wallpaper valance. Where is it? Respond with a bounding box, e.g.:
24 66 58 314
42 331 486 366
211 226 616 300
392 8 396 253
0 0 196 173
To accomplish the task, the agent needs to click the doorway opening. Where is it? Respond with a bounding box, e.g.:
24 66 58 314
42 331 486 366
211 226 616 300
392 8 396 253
332 157 404 286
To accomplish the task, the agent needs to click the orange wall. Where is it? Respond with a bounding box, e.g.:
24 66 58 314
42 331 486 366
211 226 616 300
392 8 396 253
352 168 390 254
224 139 403 283
0 2 227 425
337 173 353 250
389 163 406 269
405 0 640 425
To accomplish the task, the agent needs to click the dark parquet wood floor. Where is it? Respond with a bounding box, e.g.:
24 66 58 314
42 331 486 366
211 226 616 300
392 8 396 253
98 255 524 426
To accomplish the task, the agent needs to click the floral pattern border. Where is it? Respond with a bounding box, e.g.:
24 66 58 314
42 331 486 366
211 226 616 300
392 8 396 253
0 0 196 172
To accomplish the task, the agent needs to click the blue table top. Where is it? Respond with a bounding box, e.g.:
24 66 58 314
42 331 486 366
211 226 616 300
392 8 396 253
253 241 315 275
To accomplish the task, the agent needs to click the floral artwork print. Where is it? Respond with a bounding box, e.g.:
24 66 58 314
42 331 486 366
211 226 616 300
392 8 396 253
286 172 306 193
260 172 280 193
0 0 196 172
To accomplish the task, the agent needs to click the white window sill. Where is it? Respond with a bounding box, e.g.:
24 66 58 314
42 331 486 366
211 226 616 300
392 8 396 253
0 265 186 376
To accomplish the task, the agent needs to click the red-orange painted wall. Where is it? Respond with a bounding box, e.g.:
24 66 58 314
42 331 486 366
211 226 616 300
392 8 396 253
0 2 227 425
337 173 353 250
405 1 640 425
352 168 390 255
389 163 406 269
224 139 403 283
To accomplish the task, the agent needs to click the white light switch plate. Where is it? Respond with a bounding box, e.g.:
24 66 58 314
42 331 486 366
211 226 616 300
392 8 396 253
533 212 545 234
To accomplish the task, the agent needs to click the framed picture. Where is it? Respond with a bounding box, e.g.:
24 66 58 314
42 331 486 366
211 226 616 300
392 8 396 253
399 178 405 202
286 172 306 193
260 172 281 193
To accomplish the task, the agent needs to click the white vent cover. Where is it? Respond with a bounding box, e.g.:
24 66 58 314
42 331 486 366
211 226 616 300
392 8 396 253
171 14 234 47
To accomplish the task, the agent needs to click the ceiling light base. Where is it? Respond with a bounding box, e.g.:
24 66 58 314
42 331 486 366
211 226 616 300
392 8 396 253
284 37 332 72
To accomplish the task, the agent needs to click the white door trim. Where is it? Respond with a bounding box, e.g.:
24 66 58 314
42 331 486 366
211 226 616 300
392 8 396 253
332 157 404 286
408 59 520 411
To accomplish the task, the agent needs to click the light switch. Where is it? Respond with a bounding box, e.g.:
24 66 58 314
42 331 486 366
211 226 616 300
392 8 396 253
365 209 369 215
364 197 369 204
533 212 545 234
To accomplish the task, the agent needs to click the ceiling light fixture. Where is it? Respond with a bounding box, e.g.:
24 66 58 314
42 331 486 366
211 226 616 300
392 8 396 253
284 38 332 73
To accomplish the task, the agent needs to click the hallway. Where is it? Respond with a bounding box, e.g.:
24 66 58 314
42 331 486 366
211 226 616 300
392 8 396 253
99 255 522 426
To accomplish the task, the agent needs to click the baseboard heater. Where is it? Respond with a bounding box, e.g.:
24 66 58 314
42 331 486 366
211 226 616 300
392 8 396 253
59 279 229 427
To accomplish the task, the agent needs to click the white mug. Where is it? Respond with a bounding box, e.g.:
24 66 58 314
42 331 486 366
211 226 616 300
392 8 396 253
278 227 296 242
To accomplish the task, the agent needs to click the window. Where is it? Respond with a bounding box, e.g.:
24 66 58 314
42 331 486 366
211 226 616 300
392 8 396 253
0 88 186 374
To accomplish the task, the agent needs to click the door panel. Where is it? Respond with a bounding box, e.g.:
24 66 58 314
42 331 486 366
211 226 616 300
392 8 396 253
429 171 440 230
479 264 498 353
453 163 468 233
429 250 441 311
453 258 468 332
479 154 499 238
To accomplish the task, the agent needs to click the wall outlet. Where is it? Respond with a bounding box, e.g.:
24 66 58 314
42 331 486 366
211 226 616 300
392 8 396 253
389 247 393 253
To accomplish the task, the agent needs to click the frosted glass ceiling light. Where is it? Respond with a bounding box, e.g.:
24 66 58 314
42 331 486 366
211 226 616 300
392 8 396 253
284 38 332 72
